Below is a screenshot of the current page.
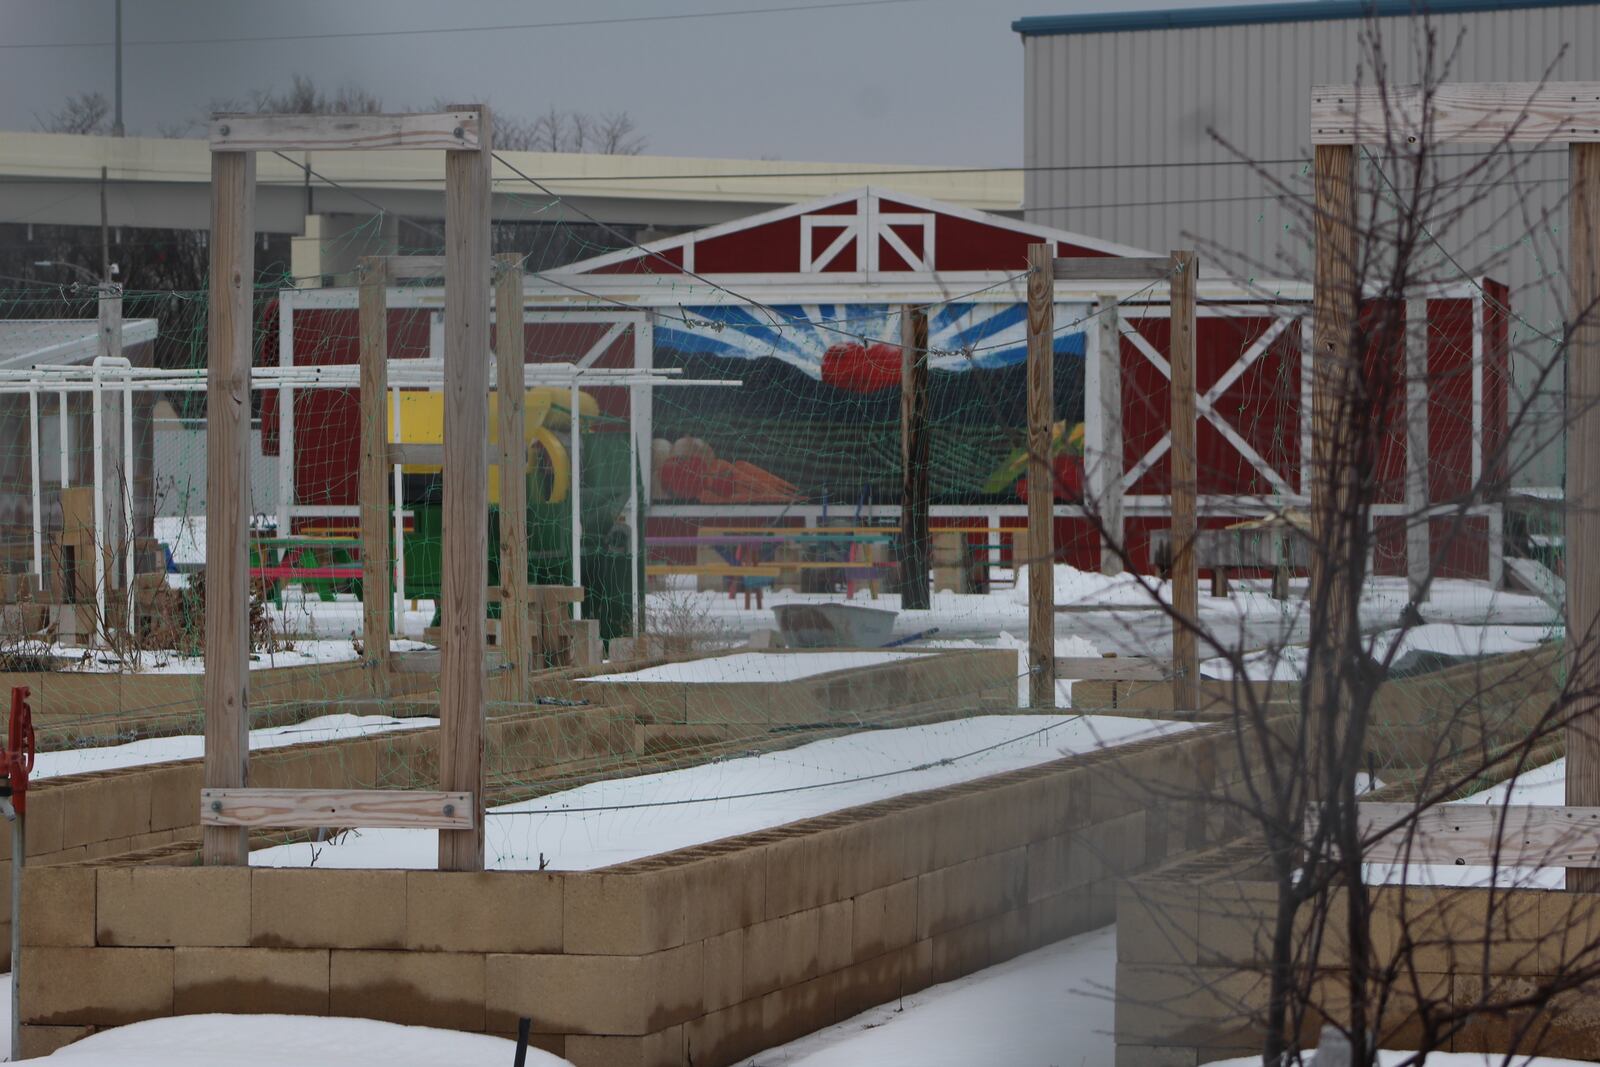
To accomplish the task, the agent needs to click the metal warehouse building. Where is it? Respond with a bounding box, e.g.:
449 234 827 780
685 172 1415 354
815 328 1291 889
1015 0 1600 485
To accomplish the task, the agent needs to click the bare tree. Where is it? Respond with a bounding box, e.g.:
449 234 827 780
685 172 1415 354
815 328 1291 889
36 91 110 135
497 106 647 155
1048 13 1600 1066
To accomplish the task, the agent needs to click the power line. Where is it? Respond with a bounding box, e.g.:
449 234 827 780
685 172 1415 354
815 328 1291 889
0 0 923 50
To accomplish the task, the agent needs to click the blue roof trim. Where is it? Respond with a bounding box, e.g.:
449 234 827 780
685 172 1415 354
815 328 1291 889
1013 0 1596 36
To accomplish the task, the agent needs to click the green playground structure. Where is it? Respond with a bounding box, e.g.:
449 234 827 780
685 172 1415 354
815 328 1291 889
402 429 642 641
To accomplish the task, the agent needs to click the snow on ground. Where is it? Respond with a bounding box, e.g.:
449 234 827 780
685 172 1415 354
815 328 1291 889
31 1014 564 1066
646 565 1557 657
925 631 1099 707
739 924 1116 1067
1203 623 1558 682
153 516 205 567
1212 1054 1595 1066
251 714 1191 872
33 638 434 675
34 714 437 781
587 650 927 684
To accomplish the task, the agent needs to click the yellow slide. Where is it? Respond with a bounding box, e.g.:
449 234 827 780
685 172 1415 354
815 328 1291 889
387 387 592 504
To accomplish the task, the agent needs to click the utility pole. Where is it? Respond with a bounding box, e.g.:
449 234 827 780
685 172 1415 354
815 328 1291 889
112 0 125 137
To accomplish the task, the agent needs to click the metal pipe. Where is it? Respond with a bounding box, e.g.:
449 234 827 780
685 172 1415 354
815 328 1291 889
392 385 405 635
570 382 581 619
28 388 42 580
122 364 135 630
91 360 106 636
58 390 69 489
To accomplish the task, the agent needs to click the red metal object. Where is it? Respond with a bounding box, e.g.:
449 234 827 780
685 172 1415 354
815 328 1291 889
6 687 35 815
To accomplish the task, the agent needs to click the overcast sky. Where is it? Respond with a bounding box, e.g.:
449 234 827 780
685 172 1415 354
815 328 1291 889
0 0 1236 165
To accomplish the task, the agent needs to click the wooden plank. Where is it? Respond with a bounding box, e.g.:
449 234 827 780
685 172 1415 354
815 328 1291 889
438 105 491 872
1027 243 1056 710
1569 143 1600 892
1168 250 1199 712
1359 803 1600 868
1054 656 1167 681
386 441 494 466
209 111 485 151
202 149 255 868
495 253 531 700
1096 293 1124 575
359 256 390 696
1053 256 1172 281
899 305 931 610
385 255 447 280
201 788 475 831
1311 83 1600 145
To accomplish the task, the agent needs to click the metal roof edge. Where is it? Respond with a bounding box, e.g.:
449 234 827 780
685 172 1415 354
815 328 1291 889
1012 0 1595 37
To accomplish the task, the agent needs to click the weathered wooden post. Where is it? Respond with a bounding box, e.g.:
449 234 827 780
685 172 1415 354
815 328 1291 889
1026 243 1056 709
1568 141 1600 892
202 148 255 866
358 256 390 697
1168 250 1200 712
899 304 930 610
495 253 531 700
438 106 492 872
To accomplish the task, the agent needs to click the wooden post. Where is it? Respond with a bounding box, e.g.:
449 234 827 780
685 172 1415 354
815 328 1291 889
1168 251 1200 712
1309 144 1359 728
1568 142 1600 893
202 150 255 867
438 106 491 872
1404 296 1431 604
495 253 531 699
1026 243 1056 709
899 305 930 610
358 257 390 696
1096 293 1124 575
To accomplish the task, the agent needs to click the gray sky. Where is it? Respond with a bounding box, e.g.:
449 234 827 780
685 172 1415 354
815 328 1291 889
0 0 1232 165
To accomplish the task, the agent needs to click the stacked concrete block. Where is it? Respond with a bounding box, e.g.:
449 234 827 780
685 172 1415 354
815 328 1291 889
19 717 1260 1066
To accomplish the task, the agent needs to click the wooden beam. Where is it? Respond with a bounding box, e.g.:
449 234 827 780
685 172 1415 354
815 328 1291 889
202 150 255 867
201 789 475 831
1168 250 1200 712
1310 144 1360 729
1027 243 1056 710
359 257 390 696
385 255 448 280
1054 656 1166 681
1360 802 1600 868
1311 83 1600 145
1096 293 1124 575
1053 256 1172 281
495 253 531 699
1569 142 1600 893
899 305 931 610
387 442 493 466
438 105 491 872
209 111 485 152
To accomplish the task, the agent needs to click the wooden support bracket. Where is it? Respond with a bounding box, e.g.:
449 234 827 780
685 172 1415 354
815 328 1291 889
1054 656 1168 681
1053 256 1173 281
1360 802 1600 868
209 111 485 152
1311 83 1600 145
200 788 476 830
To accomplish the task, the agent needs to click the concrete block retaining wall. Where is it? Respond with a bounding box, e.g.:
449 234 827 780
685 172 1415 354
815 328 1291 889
21 717 1259 1066
1115 846 1600 1064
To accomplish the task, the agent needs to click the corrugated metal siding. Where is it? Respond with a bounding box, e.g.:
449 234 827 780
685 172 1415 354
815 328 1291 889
1022 3 1599 484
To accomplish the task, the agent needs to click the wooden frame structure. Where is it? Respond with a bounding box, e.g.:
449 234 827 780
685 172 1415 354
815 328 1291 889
204 109 493 870
1312 82 1600 887
1026 245 1199 709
